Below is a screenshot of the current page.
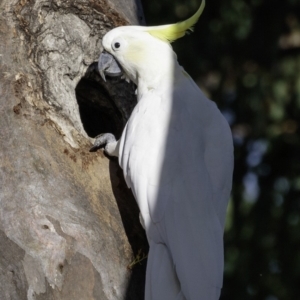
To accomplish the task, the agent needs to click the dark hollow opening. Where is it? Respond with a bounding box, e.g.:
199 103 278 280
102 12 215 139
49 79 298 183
75 65 124 139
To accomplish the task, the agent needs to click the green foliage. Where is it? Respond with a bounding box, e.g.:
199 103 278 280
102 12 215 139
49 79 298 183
141 0 300 299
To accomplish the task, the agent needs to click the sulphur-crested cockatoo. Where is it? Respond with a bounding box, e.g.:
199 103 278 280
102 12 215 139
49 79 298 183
90 1 233 299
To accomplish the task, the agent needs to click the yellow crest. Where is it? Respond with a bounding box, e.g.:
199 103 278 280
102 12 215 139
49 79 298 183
146 0 205 42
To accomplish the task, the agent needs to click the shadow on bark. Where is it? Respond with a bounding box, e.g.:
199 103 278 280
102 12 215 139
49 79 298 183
109 160 149 300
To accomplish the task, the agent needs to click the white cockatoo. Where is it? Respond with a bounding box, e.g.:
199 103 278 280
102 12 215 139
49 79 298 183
91 1 234 299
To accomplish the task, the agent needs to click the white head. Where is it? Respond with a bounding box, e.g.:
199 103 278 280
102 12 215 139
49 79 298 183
98 0 205 85
101 27 176 84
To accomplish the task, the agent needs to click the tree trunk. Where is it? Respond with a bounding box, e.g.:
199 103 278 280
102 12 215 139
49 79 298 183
0 1 148 299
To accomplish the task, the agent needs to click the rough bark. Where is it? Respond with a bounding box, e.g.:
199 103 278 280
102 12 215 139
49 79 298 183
0 1 148 299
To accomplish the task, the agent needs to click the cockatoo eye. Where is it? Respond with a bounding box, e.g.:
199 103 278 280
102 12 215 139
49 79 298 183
112 41 121 51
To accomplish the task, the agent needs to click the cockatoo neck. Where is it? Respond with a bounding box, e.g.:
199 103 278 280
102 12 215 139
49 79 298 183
134 49 179 101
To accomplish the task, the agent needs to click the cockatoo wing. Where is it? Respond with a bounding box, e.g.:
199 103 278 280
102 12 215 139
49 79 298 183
119 74 233 296
119 90 175 224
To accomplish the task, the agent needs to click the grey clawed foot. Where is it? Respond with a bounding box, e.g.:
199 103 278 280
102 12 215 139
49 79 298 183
89 133 116 152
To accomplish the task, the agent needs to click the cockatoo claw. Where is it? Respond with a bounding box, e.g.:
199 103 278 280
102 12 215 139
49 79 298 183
89 133 116 152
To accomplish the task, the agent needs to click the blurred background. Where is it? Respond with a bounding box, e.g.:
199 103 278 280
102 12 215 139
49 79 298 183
140 0 300 299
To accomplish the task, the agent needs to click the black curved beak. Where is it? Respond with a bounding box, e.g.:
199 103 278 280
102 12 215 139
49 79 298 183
98 51 123 82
